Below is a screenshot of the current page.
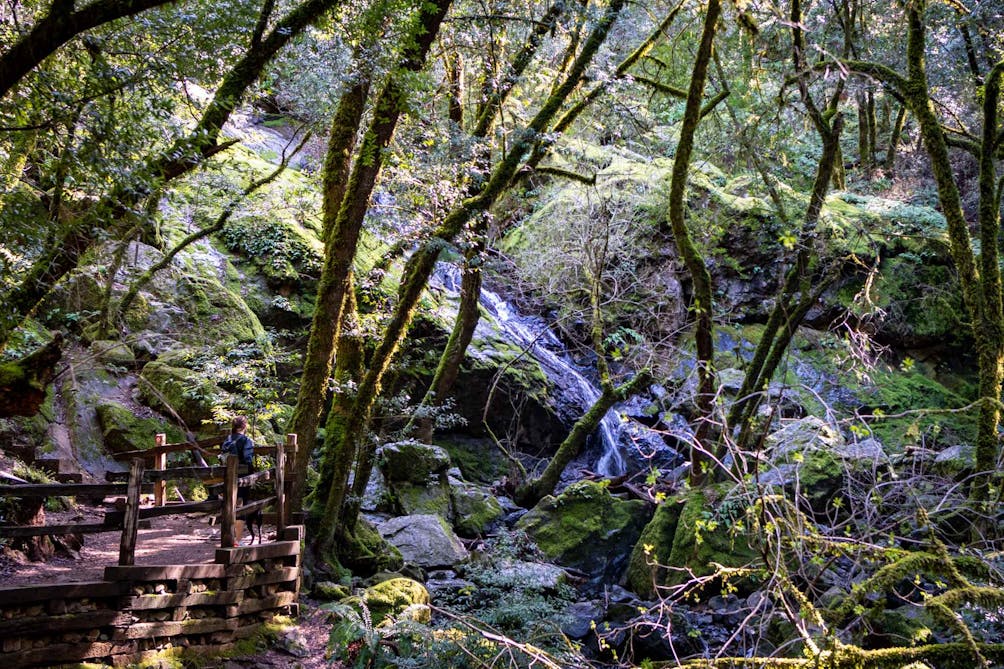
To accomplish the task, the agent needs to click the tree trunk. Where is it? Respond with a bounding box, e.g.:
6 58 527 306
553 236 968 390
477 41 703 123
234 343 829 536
318 0 629 544
0 0 341 351
662 0 720 488
885 104 906 171
290 0 451 515
287 76 371 515
412 245 483 443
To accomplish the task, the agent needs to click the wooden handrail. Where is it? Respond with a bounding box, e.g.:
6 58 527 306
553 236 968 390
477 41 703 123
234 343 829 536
106 465 249 483
0 483 153 498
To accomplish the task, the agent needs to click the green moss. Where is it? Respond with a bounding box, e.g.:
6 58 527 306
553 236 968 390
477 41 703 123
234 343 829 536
626 494 686 598
138 360 223 427
394 480 453 518
861 366 975 449
516 480 650 580
350 577 431 626
177 275 266 346
665 485 760 591
452 486 504 537
436 437 508 484
337 518 404 574
95 401 184 454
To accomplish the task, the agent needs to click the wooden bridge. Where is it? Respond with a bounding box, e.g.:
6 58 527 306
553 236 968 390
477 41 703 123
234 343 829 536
0 433 304 668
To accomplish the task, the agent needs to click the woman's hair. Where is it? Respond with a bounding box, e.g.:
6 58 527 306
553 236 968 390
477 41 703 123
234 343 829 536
231 415 248 434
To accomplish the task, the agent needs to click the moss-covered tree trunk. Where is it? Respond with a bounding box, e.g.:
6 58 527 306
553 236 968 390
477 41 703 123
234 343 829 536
661 0 720 488
848 1 1003 506
317 0 629 548
287 76 370 514
885 104 907 171
290 0 453 513
413 247 483 443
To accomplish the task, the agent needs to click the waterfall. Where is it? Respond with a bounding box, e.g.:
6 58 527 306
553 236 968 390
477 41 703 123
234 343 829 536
433 264 627 476
479 289 627 476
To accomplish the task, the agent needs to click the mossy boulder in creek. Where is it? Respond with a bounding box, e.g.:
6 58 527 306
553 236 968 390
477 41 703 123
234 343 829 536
95 401 183 454
378 440 451 483
394 479 454 520
515 480 650 583
452 483 504 537
660 485 760 592
138 360 224 427
625 494 687 598
342 577 431 626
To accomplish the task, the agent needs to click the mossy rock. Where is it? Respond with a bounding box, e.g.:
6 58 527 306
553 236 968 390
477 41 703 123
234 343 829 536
176 274 266 346
344 577 431 627
95 402 184 454
90 340 136 367
663 485 760 592
625 494 687 598
394 479 454 519
312 581 351 601
337 518 404 576
138 360 223 427
515 480 650 583
378 440 451 483
452 485 504 537
437 437 508 484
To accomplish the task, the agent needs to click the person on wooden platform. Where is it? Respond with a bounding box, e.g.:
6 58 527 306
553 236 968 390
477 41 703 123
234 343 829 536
221 416 261 545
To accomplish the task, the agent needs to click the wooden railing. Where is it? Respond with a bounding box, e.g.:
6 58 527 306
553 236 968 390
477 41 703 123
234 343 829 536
0 433 298 564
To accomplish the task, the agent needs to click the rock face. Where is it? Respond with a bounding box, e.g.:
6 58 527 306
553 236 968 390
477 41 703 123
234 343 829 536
138 360 223 427
377 514 469 568
378 441 451 483
516 481 650 583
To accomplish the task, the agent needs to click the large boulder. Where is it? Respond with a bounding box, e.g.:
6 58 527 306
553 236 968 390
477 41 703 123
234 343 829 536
378 440 451 483
625 495 686 598
377 514 469 568
764 415 845 457
452 483 504 537
660 485 759 592
515 480 650 583
95 401 183 454
137 360 223 427
395 480 453 519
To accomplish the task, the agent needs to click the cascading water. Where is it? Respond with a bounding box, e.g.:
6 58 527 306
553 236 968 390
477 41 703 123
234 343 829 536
433 263 627 476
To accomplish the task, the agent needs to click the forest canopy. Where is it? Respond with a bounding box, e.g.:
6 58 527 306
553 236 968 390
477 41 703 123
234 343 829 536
2 0 1004 666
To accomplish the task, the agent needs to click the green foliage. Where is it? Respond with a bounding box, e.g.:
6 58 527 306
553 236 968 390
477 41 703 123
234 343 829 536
448 530 576 637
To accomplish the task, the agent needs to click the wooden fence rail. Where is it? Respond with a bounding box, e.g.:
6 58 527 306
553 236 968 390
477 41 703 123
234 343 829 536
0 434 298 563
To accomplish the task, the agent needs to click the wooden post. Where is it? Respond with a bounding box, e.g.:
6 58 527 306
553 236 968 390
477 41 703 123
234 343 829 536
119 458 144 566
275 441 286 539
221 454 238 548
153 433 167 507
285 433 297 522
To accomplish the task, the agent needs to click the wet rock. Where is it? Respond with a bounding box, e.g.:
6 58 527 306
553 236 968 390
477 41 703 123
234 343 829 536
562 601 605 639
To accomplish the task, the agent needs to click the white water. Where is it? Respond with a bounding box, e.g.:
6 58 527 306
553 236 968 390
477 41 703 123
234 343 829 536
472 278 627 477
